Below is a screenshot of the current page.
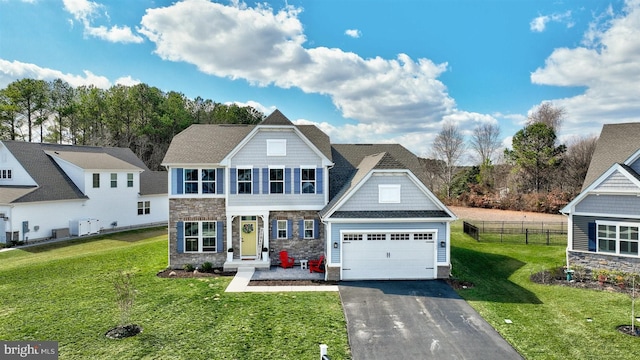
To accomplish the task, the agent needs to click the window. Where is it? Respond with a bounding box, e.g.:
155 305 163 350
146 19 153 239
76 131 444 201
597 222 640 256
379 184 401 203
92 173 100 188
414 233 434 241
267 139 286 156
127 173 134 187
277 220 288 239
202 169 216 194
390 233 410 241
184 169 199 194
184 221 217 253
304 219 314 239
301 168 316 194
237 168 252 194
270 168 284 194
367 233 386 241
0 169 12 179
185 222 199 252
110 173 117 188
137 201 150 215
343 234 363 241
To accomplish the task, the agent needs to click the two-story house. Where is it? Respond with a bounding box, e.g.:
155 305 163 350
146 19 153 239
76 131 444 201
0 141 167 244
162 110 456 281
561 122 640 274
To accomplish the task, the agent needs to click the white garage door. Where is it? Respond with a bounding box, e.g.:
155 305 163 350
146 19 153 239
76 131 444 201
341 231 437 280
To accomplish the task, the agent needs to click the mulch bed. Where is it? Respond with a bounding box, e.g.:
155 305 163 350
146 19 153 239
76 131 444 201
156 268 235 278
105 324 142 339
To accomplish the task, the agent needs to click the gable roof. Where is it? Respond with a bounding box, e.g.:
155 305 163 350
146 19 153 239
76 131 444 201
328 144 427 200
260 109 294 126
1 141 165 203
162 110 332 165
320 149 454 219
582 122 640 191
45 150 142 171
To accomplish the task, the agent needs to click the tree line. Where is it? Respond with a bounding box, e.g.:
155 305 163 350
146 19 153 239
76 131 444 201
0 78 265 170
429 103 598 213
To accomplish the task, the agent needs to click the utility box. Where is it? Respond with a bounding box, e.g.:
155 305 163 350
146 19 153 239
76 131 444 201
70 219 100 236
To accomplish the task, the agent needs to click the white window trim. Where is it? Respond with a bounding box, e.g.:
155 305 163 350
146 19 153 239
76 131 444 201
267 139 287 156
236 166 253 194
379 184 401 203
303 219 314 239
596 220 640 257
184 221 217 253
0 168 12 180
183 168 219 195
277 219 288 239
110 173 118 188
137 201 150 215
127 173 134 188
300 166 316 194
269 166 285 194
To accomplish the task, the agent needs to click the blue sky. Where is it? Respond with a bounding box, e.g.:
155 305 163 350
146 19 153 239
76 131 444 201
1 0 638 162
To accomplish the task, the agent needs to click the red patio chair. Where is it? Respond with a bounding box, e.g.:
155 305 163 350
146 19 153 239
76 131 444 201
309 254 325 273
279 250 295 268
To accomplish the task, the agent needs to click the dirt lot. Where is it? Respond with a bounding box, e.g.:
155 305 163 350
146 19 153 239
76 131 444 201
448 206 566 222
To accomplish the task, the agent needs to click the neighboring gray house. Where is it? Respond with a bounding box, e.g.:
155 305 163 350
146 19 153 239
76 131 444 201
162 110 456 281
561 123 640 274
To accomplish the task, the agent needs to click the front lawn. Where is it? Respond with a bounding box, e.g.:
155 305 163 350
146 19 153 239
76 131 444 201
0 229 349 359
450 223 640 359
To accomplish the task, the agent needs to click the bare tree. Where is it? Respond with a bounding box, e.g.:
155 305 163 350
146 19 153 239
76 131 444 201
560 135 598 194
470 122 501 164
527 102 565 131
432 121 466 198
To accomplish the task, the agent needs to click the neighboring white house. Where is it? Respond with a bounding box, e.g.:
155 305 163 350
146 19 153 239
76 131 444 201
0 140 167 244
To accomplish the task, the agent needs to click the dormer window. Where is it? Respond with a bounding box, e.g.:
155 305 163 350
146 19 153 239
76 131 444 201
267 139 286 156
0 169 11 180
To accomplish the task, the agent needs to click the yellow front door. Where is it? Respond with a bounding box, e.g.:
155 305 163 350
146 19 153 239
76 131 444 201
240 217 257 258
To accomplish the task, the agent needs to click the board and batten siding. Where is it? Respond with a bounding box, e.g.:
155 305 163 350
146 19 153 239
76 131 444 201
329 221 448 264
594 171 637 191
575 194 640 215
339 174 438 212
230 130 323 166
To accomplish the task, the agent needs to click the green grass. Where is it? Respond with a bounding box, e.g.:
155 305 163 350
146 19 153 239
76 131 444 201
450 222 640 360
0 229 349 360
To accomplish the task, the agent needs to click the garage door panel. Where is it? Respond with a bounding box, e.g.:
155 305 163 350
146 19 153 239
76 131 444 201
342 231 437 280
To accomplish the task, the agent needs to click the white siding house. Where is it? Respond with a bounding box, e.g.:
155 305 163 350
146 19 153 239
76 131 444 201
0 141 167 244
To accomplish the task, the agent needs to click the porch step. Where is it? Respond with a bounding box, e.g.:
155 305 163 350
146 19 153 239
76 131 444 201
223 259 271 272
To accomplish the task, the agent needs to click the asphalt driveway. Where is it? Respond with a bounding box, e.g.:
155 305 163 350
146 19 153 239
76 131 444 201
339 281 522 360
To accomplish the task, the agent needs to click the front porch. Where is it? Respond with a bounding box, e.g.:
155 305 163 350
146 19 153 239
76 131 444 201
223 258 271 271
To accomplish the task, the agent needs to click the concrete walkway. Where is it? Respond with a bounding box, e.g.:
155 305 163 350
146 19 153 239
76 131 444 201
225 267 339 293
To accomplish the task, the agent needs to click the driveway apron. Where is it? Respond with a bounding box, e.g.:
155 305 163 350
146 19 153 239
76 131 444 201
339 281 522 360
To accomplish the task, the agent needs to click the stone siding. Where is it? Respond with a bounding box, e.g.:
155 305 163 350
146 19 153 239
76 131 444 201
169 198 227 269
326 266 340 281
269 210 325 265
437 265 450 279
569 250 640 276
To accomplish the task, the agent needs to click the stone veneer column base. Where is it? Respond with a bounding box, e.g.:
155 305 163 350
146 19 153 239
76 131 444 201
326 266 340 281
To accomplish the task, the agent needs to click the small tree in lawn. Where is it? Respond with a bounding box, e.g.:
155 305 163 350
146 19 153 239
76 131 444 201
106 270 141 339
113 270 136 327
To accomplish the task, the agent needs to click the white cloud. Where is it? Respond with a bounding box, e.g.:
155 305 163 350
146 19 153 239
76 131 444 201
530 11 573 32
531 0 640 139
62 0 143 43
114 75 141 86
138 0 457 149
0 58 118 89
345 29 361 38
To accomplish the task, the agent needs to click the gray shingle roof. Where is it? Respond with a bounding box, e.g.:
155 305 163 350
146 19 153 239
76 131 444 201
45 150 142 170
331 210 451 218
582 122 640 191
1 141 165 203
162 111 332 165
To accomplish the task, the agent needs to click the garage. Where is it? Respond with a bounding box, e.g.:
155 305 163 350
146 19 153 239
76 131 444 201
341 231 437 280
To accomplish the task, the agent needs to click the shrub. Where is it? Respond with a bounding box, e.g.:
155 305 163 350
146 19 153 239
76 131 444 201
183 263 195 272
200 262 213 273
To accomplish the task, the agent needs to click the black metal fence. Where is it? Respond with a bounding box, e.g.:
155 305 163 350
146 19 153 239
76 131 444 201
462 220 567 245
